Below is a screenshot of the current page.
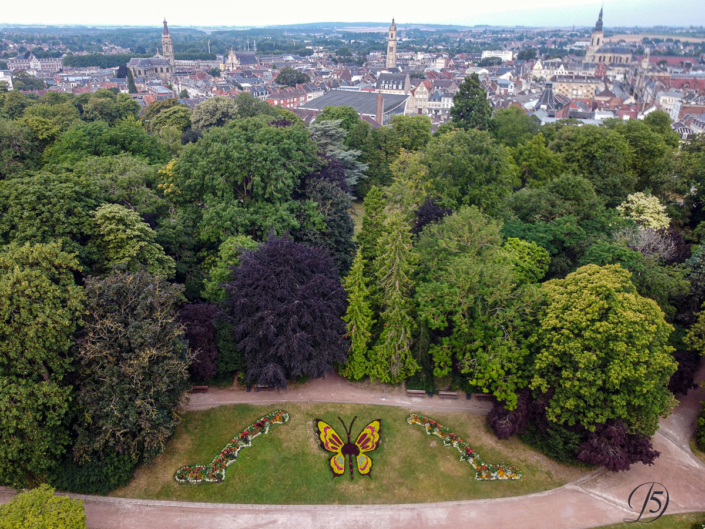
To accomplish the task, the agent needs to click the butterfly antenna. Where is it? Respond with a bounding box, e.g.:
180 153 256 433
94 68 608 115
349 416 357 437
338 417 349 439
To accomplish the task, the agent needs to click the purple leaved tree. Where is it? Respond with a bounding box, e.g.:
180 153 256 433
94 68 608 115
222 235 348 388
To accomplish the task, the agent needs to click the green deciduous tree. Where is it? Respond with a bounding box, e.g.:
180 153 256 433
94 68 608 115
503 238 550 284
512 132 563 188
73 270 191 463
490 106 541 148
341 250 375 380
369 215 419 383
0 484 86 528
274 67 310 87
0 118 39 179
316 105 361 133
422 128 516 216
550 125 635 207
172 117 319 242
0 242 84 488
0 379 72 488
202 235 259 302
416 207 539 407
91 203 175 278
390 114 432 151
450 73 492 131
0 172 99 266
190 96 238 130
43 118 168 166
579 241 688 321
531 264 677 436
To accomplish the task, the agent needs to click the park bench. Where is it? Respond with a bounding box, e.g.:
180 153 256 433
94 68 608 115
255 384 276 392
473 393 496 402
438 391 459 400
406 389 428 398
191 386 209 394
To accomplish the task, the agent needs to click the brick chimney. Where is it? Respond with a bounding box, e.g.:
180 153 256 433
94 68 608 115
376 93 384 125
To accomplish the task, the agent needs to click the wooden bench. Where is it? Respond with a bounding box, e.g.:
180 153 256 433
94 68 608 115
473 393 496 402
406 389 428 398
191 386 209 394
438 391 459 400
255 385 276 392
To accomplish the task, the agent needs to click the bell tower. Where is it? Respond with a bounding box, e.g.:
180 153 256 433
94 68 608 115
386 19 397 70
162 18 175 67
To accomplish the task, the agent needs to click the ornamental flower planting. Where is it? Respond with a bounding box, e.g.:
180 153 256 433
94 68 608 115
406 414 523 480
175 410 289 484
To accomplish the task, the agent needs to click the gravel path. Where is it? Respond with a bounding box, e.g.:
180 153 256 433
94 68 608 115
2 369 704 529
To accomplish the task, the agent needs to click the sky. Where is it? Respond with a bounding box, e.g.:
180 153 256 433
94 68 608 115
1 0 702 29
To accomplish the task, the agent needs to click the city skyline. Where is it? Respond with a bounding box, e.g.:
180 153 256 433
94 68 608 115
1 0 703 30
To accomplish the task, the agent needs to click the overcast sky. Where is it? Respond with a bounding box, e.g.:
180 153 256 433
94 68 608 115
1 0 701 29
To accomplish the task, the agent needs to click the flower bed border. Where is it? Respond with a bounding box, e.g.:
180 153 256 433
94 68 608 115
175 410 289 484
407 413 523 480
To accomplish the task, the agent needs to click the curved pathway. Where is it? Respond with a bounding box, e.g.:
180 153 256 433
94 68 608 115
1 370 704 529
187 373 495 414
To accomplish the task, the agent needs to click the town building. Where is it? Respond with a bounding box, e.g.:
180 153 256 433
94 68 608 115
300 90 408 125
481 50 513 62
8 52 63 73
376 72 409 94
386 19 397 70
0 70 12 89
127 57 173 81
162 19 175 66
221 50 259 72
552 75 603 100
584 9 632 65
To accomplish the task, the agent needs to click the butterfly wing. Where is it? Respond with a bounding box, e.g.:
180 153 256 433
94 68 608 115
314 419 346 478
354 419 382 477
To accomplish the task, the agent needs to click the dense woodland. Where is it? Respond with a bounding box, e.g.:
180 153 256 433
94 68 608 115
1 76 705 494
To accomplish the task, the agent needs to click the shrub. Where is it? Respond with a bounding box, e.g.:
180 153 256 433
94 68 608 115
487 389 531 440
49 452 136 495
0 484 86 528
576 419 660 472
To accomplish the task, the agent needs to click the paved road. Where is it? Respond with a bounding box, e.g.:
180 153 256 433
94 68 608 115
2 369 704 529
187 372 495 414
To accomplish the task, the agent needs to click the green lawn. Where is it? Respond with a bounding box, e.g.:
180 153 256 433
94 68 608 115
598 512 705 529
113 403 585 504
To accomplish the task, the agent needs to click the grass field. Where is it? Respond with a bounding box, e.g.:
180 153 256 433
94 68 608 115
599 511 705 528
113 403 586 504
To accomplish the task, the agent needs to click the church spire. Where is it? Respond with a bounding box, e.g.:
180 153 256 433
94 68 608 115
595 7 603 32
163 18 170 36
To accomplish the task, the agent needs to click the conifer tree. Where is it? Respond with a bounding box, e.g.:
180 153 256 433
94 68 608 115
127 70 137 94
357 185 387 268
369 215 419 383
341 249 375 380
450 73 492 131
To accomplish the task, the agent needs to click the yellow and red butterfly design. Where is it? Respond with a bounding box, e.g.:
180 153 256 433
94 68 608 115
314 416 382 479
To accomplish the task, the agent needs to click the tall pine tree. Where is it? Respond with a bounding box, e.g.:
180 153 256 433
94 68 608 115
369 215 419 383
450 73 492 131
127 70 137 94
357 185 387 269
341 250 375 380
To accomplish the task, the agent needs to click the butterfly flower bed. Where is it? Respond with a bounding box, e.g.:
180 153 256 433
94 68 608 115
175 410 289 484
407 414 523 480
